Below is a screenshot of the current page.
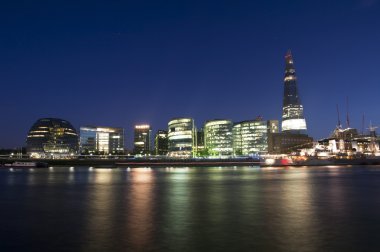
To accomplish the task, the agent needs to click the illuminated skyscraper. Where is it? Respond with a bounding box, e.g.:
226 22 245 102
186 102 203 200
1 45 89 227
134 124 152 155
281 51 307 133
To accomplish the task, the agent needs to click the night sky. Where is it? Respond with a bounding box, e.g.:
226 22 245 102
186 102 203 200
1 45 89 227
1 0 380 149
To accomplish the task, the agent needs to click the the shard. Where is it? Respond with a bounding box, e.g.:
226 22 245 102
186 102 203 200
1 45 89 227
281 50 307 133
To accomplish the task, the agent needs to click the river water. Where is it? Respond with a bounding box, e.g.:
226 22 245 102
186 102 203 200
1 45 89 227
1 165 380 251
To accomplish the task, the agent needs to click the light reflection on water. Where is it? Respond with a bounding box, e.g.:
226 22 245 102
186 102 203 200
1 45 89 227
1 166 380 251
126 169 155 251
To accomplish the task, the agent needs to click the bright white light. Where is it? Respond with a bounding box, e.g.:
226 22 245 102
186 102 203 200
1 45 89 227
96 127 116 133
205 120 232 127
135 125 150 129
282 118 307 131
168 134 192 140
169 118 192 124
265 158 275 165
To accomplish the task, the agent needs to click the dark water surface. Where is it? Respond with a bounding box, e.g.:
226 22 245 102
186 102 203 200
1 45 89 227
1 166 380 251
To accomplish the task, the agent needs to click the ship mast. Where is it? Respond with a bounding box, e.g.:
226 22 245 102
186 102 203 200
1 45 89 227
368 121 378 154
346 97 350 128
361 113 365 135
336 104 342 129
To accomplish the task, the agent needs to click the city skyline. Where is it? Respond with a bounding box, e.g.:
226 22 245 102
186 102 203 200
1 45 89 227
2 2 380 251
1 1 380 148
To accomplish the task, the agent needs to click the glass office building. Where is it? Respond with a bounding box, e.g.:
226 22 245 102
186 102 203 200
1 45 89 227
233 119 270 155
26 118 79 158
133 124 152 155
168 118 195 158
204 120 233 156
79 126 124 154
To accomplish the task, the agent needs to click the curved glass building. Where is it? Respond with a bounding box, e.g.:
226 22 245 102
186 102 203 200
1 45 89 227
168 118 195 158
26 118 79 158
204 120 233 156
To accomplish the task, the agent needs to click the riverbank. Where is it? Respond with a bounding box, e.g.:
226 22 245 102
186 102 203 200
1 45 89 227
0 158 262 168
2 157 380 168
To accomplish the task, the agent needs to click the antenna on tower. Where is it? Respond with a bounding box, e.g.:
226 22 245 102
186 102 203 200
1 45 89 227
346 97 350 128
336 104 341 129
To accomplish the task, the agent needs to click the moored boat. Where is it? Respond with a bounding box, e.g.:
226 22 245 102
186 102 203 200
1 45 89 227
2 161 48 168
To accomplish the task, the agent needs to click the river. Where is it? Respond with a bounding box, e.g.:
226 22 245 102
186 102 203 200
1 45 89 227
1 165 380 251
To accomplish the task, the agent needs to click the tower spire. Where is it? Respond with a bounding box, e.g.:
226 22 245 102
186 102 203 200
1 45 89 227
285 49 294 72
286 49 292 57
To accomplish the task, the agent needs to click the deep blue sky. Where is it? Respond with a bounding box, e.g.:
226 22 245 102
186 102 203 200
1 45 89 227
1 0 380 149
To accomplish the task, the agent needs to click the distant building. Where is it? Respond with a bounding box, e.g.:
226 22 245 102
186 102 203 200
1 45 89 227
233 118 275 156
26 118 79 158
281 51 307 133
204 120 233 156
79 126 124 154
155 130 168 155
134 124 152 155
168 118 195 158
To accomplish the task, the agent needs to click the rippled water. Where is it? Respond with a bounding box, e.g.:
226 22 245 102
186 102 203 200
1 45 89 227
1 166 380 251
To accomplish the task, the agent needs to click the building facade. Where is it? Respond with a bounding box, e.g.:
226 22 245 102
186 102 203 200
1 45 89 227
282 51 307 132
268 120 279 134
233 118 274 156
79 126 124 154
154 130 168 155
268 132 313 154
133 124 152 155
204 120 233 156
168 118 195 158
26 118 79 158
